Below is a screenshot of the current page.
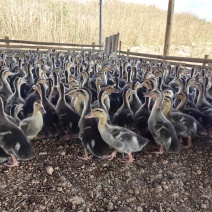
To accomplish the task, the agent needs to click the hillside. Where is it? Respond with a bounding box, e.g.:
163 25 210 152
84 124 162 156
0 0 212 57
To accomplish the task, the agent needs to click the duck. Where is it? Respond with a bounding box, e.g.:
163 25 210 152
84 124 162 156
173 77 198 110
34 83 59 137
195 82 212 112
135 95 153 139
5 77 26 113
112 87 135 129
0 97 35 167
176 91 211 131
0 68 14 104
19 100 45 141
144 89 180 154
109 76 123 111
162 96 200 148
22 78 46 118
55 82 80 139
85 107 149 163
129 80 142 114
66 88 111 160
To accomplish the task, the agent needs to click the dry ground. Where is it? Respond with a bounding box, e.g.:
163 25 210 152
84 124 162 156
0 136 211 212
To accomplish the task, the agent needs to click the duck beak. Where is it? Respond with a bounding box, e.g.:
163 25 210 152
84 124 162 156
65 89 77 96
131 90 136 94
40 107 46 115
143 91 152 98
111 88 119 93
85 112 95 119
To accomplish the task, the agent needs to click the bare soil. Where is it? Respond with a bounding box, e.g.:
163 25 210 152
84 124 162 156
0 136 211 212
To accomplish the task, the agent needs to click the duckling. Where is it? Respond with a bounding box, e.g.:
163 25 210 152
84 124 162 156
129 80 142 114
85 107 149 163
112 88 135 129
5 77 26 113
109 76 123 111
66 88 111 160
0 68 14 104
195 82 212 112
173 78 198 110
56 82 80 139
22 78 47 118
176 92 210 130
162 96 200 148
19 100 45 141
97 85 119 113
135 96 153 139
144 89 180 154
34 83 59 137
0 97 35 166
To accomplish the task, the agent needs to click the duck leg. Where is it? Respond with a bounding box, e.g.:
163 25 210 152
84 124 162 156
78 148 93 160
182 136 192 148
105 150 117 161
120 152 135 163
152 144 164 154
5 154 19 167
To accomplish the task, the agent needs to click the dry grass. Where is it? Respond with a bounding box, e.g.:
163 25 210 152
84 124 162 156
0 0 212 57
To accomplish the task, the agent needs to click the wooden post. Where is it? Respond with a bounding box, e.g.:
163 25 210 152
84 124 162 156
109 36 113 55
114 33 120 53
5 36 10 48
203 54 209 67
163 0 175 56
104 37 109 55
92 42 95 51
127 49 130 57
119 41 122 56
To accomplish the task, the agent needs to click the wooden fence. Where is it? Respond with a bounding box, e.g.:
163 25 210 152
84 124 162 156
0 36 212 68
118 45 212 68
0 36 102 53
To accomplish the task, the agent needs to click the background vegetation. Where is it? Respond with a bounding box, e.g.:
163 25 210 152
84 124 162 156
0 0 212 57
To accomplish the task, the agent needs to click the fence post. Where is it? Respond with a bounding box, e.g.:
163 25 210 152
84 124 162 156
92 42 95 51
203 54 209 67
127 49 130 57
119 41 122 56
5 36 10 48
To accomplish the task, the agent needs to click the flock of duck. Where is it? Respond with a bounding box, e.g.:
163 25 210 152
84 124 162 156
0 49 211 166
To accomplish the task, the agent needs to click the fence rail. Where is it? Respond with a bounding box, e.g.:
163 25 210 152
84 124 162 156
119 49 212 68
0 36 211 68
0 37 102 52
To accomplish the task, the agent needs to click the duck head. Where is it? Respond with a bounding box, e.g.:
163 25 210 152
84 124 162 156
85 107 106 119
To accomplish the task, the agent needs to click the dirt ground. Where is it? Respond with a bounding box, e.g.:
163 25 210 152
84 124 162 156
0 135 211 212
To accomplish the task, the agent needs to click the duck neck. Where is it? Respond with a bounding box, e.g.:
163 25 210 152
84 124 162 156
98 115 108 127
1 74 12 94
123 92 130 109
15 81 22 98
151 94 163 113
81 95 92 119
177 97 187 110
197 87 207 105
162 102 171 117
178 82 186 93
0 100 7 121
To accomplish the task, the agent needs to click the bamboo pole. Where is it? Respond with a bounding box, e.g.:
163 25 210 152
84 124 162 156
163 0 175 56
